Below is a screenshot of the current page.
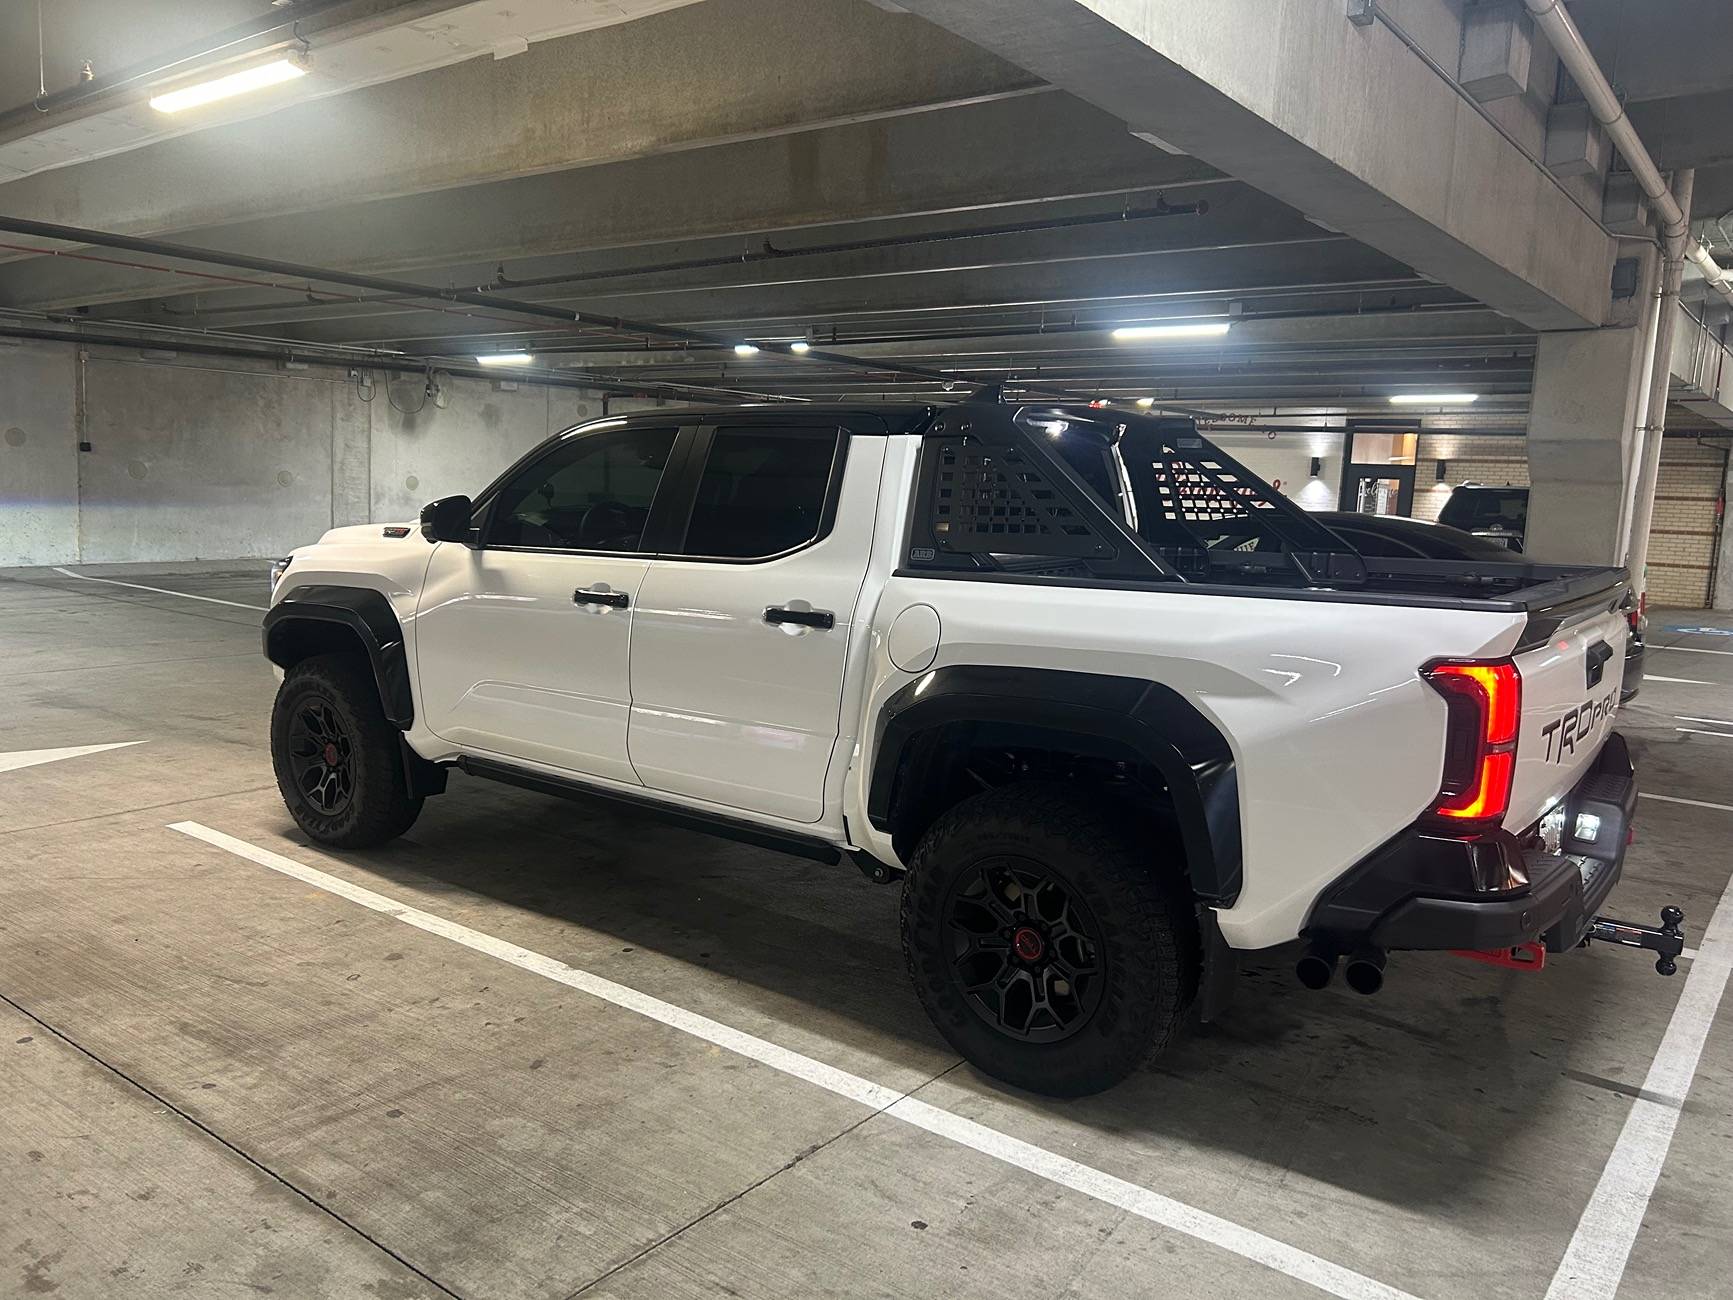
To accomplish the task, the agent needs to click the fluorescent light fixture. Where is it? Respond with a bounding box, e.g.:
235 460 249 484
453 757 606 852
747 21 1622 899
1134 396 1155 408
149 53 308 114
475 352 534 366
1111 321 1231 341
733 343 760 356
1389 392 1478 405
788 341 811 353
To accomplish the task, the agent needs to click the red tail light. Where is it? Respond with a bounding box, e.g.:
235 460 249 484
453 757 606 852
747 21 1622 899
1422 660 1521 826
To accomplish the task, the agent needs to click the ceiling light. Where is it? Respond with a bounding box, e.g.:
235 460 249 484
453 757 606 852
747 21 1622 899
1110 321 1232 341
789 341 811 353
475 352 533 366
148 53 309 114
1135 397 1155 408
1389 392 1478 405
734 343 760 356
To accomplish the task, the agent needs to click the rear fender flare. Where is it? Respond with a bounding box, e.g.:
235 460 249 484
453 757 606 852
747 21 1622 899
866 666 1242 904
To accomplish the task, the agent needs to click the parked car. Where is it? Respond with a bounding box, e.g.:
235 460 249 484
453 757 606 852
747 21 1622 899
1314 512 1644 699
1438 483 1529 552
263 400 1673 1095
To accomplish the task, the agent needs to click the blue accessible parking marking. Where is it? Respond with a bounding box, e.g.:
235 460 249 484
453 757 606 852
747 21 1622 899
1665 626 1733 637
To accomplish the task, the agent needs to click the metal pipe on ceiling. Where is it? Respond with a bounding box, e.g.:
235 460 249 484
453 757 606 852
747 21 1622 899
0 214 1220 414
0 322 790 405
1521 0 1733 302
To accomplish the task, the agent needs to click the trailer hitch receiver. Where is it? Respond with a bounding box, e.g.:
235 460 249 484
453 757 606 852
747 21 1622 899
1586 906 1685 976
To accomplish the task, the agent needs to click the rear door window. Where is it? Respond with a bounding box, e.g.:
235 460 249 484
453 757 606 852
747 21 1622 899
674 426 844 559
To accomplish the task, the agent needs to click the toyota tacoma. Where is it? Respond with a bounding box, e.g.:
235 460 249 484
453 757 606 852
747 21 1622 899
263 398 1682 1095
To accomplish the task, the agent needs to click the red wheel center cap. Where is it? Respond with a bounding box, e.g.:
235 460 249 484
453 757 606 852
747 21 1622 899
323 742 340 767
1012 927 1044 961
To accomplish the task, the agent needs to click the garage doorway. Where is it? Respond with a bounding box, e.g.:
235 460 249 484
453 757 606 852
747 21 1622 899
1339 422 1420 516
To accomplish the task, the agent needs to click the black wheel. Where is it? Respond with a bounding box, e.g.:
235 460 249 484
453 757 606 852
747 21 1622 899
900 783 1199 1097
271 653 423 848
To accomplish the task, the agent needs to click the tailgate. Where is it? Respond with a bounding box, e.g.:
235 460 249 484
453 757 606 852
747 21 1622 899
1507 604 1628 830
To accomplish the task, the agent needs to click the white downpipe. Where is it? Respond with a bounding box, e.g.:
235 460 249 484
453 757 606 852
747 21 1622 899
1523 0 1733 303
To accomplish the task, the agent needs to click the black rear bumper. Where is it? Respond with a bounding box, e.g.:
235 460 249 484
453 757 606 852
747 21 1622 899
1304 733 1636 953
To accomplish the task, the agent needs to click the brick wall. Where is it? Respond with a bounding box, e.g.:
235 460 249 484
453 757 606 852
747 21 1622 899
1646 441 1725 609
1412 434 1529 523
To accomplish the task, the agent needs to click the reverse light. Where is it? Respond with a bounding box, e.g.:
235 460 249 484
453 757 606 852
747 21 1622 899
149 53 309 114
1422 659 1521 825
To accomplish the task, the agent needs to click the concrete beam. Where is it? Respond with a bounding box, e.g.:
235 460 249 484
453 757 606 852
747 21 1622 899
893 0 1617 329
0 93 1220 311
89 181 1311 330
255 240 1419 347
0 0 1038 241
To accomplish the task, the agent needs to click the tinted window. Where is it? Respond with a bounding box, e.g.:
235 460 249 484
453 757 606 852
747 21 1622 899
1439 486 1527 531
678 426 840 558
488 426 677 551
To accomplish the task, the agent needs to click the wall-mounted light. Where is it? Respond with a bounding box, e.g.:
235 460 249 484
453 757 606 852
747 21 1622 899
149 50 309 114
1435 459 1449 482
1135 397 1155 408
733 343 760 356
1309 456 1323 477
788 341 811 354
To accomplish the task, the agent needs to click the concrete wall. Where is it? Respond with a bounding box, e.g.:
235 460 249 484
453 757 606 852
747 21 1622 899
1209 431 1344 512
0 340 603 566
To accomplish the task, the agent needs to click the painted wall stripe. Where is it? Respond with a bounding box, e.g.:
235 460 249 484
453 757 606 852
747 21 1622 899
1543 864 1733 1299
52 566 266 612
168 820 1419 1300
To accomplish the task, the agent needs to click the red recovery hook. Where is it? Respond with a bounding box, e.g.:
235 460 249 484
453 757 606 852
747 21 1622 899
1450 942 1548 971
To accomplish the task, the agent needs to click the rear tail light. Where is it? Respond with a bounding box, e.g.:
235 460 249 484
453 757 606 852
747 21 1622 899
1422 659 1521 827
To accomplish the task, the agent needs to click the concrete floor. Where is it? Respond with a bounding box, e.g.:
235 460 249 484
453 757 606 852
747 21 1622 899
1 560 1730 1300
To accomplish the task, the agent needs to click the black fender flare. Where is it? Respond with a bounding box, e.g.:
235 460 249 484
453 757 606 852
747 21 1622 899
866 665 1243 904
263 584 414 729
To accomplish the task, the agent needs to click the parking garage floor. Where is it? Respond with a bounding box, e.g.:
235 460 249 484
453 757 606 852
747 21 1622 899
2 561 1730 1300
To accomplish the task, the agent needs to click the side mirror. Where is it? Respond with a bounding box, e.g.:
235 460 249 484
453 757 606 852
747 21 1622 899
420 494 476 545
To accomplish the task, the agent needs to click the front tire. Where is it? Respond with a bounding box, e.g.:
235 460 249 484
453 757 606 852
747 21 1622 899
271 653 423 848
900 783 1199 1096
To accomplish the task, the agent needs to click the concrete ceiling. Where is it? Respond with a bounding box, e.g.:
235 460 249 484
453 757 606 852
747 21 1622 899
0 0 1720 417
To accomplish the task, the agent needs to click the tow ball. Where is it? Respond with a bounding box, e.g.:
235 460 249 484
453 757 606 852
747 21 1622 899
1585 906 1687 976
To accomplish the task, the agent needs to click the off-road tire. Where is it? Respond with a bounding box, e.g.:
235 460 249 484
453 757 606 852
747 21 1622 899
900 782 1199 1096
271 653 423 848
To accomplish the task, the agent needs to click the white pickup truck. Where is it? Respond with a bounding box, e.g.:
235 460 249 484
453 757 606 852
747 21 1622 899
263 399 1681 1095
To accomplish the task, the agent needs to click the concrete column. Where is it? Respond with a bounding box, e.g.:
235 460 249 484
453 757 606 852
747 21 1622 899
1524 321 1654 565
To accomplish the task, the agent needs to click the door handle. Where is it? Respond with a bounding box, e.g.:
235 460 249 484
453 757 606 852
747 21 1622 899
765 605 834 630
574 588 629 608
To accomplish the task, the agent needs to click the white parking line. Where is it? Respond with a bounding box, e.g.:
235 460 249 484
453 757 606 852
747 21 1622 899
1674 716 1733 728
1640 791 1733 814
1655 644 1733 657
51 566 266 612
1675 728 1733 740
168 819 1420 1300
1645 675 1714 685
1544 829 1733 1299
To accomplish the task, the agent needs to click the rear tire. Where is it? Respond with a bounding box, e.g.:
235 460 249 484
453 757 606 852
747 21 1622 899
271 653 423 848
900 783 1198 1097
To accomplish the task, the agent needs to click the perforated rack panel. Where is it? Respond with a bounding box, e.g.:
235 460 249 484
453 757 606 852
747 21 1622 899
930 439 1110 558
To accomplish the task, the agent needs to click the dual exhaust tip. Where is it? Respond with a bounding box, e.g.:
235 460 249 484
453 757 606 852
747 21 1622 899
1296 944 1386 995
